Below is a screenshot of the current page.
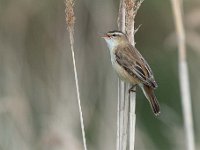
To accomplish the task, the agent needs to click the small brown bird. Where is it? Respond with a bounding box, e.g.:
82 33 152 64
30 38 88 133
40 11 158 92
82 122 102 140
102 30 160 116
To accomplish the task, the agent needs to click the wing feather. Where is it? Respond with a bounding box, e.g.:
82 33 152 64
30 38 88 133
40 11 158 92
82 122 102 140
115 45 157 89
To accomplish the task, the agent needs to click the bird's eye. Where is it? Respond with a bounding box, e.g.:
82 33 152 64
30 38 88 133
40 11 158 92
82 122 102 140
112 34 117 37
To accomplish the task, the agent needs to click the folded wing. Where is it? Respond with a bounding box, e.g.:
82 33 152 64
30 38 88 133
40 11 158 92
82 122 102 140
115 45 157 89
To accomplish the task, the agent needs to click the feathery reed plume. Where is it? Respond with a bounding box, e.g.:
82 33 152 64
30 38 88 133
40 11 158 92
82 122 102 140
117 0 143 150
125 0 143 45
65 1 88 150
171 0 196 150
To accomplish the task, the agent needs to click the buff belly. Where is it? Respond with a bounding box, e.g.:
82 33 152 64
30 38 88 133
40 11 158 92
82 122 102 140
111 60 140 85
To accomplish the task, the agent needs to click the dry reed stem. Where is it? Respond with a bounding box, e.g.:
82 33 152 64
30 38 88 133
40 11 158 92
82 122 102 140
65 1 88 150
117 1 126 150
117 1 127 150
118 0 126 32
125 1 143 150
117 0 143 150
171 0 196 150
117 79 120 150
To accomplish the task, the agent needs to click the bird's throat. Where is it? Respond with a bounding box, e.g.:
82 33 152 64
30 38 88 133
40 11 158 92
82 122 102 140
105 39 118 51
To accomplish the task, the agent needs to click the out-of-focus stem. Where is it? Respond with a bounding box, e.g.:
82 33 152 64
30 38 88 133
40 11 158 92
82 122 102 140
69 32 88 150
171 0 195 150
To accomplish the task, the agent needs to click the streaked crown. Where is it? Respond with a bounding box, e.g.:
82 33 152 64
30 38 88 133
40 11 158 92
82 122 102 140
102 30 129 50
107 30 124 36
103 30 127 39
103 30 127 42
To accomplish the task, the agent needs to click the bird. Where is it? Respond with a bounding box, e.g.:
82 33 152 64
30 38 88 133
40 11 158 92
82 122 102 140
102 30 160 116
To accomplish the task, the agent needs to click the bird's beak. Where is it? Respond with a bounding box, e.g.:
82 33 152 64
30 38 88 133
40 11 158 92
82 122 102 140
101 33 110 39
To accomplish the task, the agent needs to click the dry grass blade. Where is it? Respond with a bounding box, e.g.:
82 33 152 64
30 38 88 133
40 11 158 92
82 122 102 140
65 1 88 150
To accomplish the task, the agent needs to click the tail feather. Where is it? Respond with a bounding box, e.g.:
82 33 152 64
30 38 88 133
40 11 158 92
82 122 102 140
141 85 160 116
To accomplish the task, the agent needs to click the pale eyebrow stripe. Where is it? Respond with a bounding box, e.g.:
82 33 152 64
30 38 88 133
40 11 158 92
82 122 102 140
114 32 123 36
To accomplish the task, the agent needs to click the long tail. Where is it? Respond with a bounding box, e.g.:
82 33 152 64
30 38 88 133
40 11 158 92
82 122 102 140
141 84 160 116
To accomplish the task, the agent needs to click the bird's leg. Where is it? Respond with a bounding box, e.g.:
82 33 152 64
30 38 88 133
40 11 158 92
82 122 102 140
128 84 136 94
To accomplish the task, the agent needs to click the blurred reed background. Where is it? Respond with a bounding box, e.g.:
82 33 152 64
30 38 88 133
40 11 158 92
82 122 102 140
0 0 200 150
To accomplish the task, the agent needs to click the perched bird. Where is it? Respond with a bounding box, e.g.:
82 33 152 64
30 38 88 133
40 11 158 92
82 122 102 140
102 30 160 116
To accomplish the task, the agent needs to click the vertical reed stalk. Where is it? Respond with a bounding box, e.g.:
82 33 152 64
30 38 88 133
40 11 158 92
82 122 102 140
65 1 88 150
117 1 127 150
117 0 143 150
171 0 195 150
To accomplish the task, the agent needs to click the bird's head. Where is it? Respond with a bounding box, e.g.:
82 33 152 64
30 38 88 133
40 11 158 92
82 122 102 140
102 30 128 50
